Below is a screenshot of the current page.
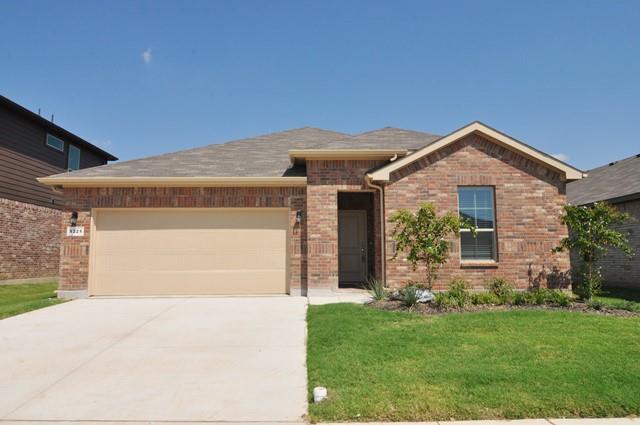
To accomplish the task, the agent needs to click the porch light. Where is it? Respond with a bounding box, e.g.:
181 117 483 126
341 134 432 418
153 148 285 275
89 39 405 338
296 210 304 223
70 211 78 227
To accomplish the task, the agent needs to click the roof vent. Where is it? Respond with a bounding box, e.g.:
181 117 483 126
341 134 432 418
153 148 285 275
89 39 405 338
609 161 617 166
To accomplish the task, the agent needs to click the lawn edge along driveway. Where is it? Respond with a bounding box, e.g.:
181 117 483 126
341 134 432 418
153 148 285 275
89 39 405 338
0 282 64 320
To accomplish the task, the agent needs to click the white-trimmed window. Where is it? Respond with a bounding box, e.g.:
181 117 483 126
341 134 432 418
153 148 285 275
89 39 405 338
46 134 64 151
458 187 497 261
67 145 81 170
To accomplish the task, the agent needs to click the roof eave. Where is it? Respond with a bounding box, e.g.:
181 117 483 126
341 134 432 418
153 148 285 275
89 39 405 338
0 95 118 161
37 176 308 188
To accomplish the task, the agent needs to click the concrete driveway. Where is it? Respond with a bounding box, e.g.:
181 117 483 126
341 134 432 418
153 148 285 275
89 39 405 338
0 297 307 423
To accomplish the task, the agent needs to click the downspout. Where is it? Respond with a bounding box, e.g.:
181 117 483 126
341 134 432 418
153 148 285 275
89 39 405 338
365 175 387 287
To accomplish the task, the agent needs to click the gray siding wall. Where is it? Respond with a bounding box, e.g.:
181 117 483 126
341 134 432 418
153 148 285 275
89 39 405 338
0 105 109 208
600 198 640 287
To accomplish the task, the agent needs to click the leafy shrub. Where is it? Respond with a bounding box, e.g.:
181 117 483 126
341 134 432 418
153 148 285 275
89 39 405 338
587 299 606 310
546 289 571 307
513 291 529 305
434 292 458 310
435 279 471 309
390 203 474 289
397 285 421 309
367 277 387 301
512 288 571 307
471 292 502 305
554 203 633 300
594 299 640 312
486 278 515 303
448 279 471 303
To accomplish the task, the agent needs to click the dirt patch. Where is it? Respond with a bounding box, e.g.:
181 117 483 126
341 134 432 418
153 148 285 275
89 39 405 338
368 299 640 317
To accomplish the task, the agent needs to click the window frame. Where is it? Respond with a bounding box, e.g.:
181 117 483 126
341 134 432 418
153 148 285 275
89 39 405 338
67 144 81 171
45 133 65 152
457 186 498 263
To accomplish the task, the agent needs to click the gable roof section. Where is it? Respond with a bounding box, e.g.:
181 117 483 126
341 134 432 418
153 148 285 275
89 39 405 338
39 126 440 186
567 154 640 205
0 94 118 161
367 121 584 182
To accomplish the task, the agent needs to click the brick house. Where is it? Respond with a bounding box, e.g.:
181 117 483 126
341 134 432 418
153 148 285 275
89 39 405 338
40 122 584 298
567 154 640 287
0 95 117 283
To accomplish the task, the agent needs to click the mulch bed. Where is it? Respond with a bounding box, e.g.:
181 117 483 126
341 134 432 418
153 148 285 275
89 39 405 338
368 299 640 317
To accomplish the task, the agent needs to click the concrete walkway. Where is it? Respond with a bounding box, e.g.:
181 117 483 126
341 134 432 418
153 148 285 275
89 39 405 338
0 297 307 423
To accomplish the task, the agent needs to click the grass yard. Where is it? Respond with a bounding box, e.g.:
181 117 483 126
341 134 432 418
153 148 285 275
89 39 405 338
307 303 640 422
0 282 65 319
594 286 640 311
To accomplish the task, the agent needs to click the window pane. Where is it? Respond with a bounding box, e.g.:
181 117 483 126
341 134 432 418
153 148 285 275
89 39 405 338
459 208 476 225
460 231 494 260
46 134 64 151
458 186 496 260
68 145 80 170
474 188 493 209
458 189 476 209
475 208 494 229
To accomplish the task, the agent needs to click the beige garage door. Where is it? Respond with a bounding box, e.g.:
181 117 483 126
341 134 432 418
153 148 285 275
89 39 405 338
89 209 289 296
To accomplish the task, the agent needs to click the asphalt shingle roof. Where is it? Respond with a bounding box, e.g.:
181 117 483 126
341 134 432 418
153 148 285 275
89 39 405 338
567 154 640 205
47 127 440 179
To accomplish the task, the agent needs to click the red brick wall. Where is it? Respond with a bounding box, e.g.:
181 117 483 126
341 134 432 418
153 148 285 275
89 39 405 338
306 159 384 289
59 186 306 293
385 134 571 290
0 197 61 281
56 138 572 294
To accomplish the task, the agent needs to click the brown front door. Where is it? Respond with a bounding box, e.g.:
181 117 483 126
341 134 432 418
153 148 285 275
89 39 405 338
338 210 368 284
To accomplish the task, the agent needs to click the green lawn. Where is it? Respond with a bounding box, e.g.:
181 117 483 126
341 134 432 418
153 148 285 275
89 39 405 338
307 303 640 422
0 282 65 319
594 286 640 311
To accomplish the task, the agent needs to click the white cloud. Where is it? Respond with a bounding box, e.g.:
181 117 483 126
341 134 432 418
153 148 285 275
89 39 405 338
552 153 569 162
141 48 152 64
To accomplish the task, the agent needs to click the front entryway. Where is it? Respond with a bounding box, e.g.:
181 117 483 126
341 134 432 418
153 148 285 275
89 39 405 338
338 210 367 283
337 192 376 287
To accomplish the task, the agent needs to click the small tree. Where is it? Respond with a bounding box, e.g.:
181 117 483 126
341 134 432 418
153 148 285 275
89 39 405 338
553 202 633 300
390 202 473 289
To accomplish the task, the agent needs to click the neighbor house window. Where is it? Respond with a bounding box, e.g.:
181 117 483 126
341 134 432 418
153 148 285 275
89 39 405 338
46 134 64 151
67 145 81 170
458 187 496 261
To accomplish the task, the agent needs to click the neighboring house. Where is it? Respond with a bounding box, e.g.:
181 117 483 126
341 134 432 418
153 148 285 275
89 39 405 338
567 154 640 287
0 95 117 282
40 121 584 298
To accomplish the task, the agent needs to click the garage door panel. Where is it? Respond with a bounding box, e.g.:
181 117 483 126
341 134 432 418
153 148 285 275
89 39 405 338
91 209 288 296
93 270 285 296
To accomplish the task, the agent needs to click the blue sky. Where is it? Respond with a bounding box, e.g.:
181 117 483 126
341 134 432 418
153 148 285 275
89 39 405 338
1 0 638 169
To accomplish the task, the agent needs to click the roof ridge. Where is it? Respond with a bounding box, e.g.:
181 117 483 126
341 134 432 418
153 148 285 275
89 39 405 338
354 126 439 138
589 152 640 172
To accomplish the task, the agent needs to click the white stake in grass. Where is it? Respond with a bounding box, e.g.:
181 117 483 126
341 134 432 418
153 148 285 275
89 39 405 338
313 386 327 403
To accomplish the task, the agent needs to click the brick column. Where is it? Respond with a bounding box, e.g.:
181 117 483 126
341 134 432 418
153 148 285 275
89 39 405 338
306 184 339 291
305 159 387 293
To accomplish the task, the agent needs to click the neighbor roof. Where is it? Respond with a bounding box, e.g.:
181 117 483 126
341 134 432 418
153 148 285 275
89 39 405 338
40 126 440 181
0 94 118 161
567 153 640 205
